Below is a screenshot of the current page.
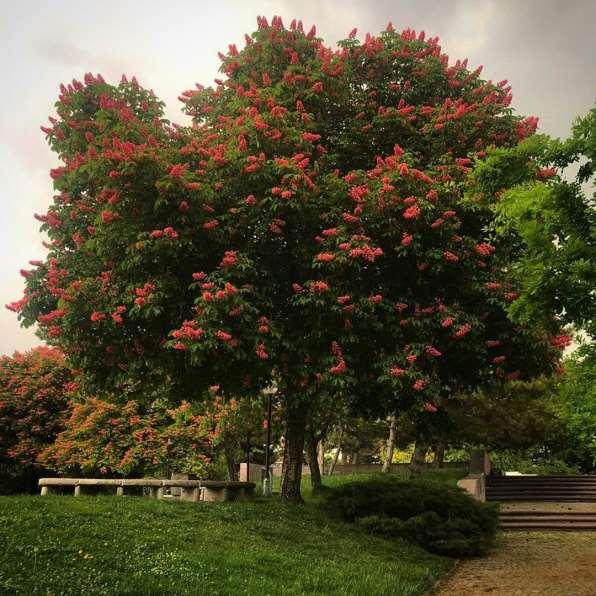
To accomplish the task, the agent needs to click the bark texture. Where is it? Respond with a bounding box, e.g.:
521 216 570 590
433 443 445 469
327 427 343 475
409 440 429 477
305 432 322 491
280 399 308 502
224 442 239 481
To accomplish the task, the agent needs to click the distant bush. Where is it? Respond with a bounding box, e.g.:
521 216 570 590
322 475 498 557
0 347 73 493
490 450 580 476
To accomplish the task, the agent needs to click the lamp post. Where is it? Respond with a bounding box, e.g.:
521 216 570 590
262 384 277 496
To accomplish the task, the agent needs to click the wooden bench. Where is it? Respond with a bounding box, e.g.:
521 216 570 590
38 478 255 502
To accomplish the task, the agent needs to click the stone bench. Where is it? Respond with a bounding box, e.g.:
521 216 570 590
200 481 255 502
38 478 256 502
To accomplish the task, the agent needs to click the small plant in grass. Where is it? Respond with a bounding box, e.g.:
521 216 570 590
322 475 498 557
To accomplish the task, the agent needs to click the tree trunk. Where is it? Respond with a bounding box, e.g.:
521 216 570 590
280 400 308 502
409 440 428 477
318 440 326 476
224 441 239 481
382 415 397 473
305 432 322 492
433 443 445 469
327 431 342 476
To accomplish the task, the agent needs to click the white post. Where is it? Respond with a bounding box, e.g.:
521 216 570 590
262 472 272 497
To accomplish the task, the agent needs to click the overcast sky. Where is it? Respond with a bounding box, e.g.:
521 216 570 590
0 0 594 355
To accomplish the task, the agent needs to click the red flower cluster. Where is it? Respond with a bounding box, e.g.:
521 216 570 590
151 227 179 239
111 306 126 324
310 281 330 292
220 250 238 267
454 323 472 338
330 359 347 375
425 345 442 357
172 320 203 341
134 282 156 307
316 252 335 262
216 330 233 342
474 243 495 257
255 343 269 360
403 205 421 220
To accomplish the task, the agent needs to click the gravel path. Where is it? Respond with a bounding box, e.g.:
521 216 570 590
435 531 596 595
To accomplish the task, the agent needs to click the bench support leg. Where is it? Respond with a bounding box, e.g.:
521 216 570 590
116 486 124 497
74 485 81 496
40 486 50 496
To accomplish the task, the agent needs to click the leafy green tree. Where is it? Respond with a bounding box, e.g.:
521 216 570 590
556 347 596 472
473 108 596 338
11 17 564 500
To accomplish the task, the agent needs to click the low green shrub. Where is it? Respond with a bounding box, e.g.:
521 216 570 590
323 475 498 557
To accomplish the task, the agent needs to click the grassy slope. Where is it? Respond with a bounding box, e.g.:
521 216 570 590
0 473 459 595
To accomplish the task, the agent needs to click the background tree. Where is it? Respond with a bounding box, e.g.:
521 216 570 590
0 347 73 493
40 397 214 478
555 346 596 473
12 17 564 500
473 108 596 339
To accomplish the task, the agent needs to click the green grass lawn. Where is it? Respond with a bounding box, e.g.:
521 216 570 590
0 472 458 595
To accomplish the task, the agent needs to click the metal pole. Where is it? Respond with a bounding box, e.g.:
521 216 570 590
246 434 250 481
263 392 273 496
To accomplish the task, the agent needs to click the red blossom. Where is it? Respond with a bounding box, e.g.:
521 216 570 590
169 163 188 177
220 250 238 267
474 243 495 257
403 205 421 220
329 359 347 375
215 330 233 342
310 281 330 292
101 210 118 224
316 252 335 262
255 344 269 359
303 132 321 142
454 323 472 338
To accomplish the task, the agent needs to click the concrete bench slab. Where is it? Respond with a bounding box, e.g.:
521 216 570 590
77 479 123 486
39 478 78 486
161 479 202 488
122 479 163 487
38 477 256 501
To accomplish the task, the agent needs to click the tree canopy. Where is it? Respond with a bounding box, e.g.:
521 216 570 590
10 17 565 499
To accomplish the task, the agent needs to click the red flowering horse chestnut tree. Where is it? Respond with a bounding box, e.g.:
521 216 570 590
12 17 564 500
